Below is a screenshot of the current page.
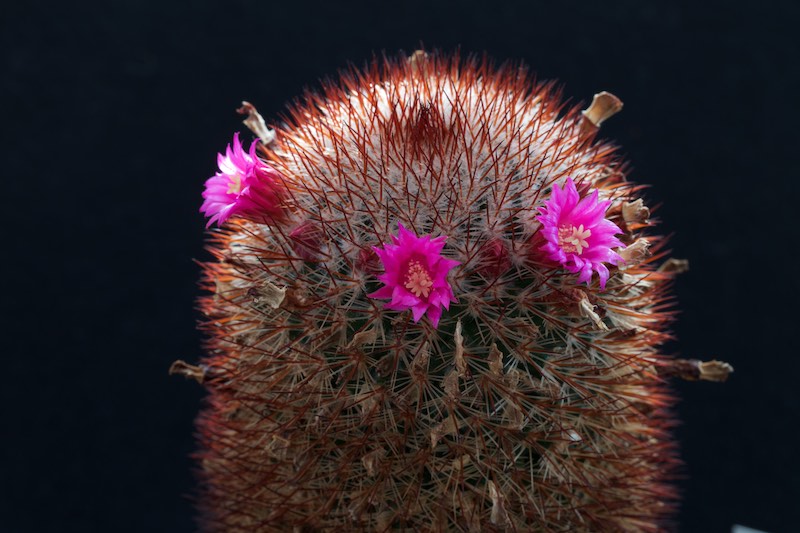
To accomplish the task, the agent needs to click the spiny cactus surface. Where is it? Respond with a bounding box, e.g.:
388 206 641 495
190 53 686 532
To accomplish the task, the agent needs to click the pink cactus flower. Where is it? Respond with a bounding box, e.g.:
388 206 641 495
537 178 625 289
200 133 285 227
368 224 460 328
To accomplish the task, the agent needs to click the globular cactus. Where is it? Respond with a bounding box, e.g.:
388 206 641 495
173 51 731 531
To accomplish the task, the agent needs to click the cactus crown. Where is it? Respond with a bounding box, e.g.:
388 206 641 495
195 52 678 531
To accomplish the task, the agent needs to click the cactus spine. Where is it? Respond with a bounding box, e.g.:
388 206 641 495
190 52 687 531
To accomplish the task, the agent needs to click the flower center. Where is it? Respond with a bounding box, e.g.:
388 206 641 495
558 224 592 255
404 259 433 298
227 174 243 195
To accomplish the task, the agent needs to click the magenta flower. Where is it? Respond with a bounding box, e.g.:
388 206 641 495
536 178 625 289
367 224 460 328
200 133 285 227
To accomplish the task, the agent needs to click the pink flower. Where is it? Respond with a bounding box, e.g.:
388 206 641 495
536 178 625 289
200 133 285 227
368 224 459 328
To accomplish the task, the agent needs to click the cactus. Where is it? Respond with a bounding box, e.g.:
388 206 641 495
176 51 730 531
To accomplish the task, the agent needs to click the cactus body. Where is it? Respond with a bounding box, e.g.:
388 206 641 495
194 53 679 531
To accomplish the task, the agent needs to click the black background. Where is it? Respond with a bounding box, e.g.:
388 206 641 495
3 1 798 532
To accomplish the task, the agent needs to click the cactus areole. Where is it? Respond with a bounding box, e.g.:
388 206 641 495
175 51 731 531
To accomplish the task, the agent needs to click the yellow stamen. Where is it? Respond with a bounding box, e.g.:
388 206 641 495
227 174 242 195
558 224 592 255
404 260 433 298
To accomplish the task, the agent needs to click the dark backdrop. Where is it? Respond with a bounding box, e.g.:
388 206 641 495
3 1 798 532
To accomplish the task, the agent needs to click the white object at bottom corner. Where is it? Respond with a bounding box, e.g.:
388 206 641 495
732 525 770 533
